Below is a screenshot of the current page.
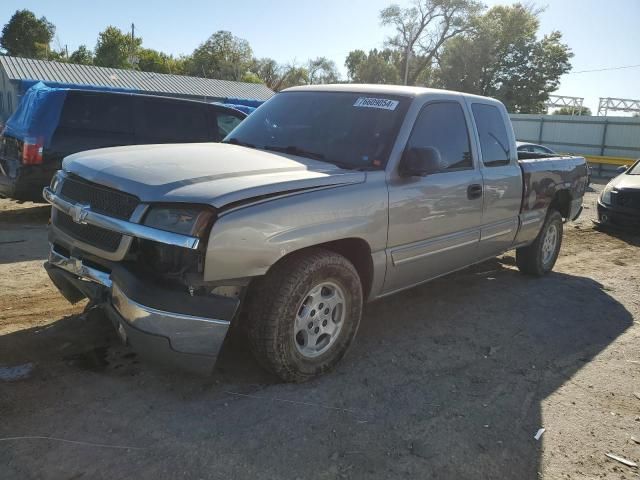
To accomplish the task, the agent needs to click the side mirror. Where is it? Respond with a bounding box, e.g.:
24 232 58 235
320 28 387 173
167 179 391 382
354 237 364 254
400 146 443 177
616 166 628 174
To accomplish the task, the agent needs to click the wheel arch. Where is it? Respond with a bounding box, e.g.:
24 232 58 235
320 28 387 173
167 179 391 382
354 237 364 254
263 237 375 300
549 188 572 219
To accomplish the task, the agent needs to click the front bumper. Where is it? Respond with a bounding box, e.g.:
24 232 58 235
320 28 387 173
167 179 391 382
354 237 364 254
45 246 239 374
595 201 640 230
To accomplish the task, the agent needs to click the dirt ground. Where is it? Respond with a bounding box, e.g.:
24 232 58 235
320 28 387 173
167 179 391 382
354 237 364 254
1 182 639 480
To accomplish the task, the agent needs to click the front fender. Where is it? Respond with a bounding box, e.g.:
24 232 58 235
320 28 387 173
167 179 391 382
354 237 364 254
203 173 388 283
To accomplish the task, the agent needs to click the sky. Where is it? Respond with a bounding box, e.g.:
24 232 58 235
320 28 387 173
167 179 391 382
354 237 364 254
2 0 639 113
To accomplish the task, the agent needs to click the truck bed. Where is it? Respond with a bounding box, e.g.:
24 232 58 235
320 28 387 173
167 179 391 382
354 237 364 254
518 152 588 221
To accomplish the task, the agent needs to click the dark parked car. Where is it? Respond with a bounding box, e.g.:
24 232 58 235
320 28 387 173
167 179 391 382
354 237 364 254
516 141 556 155
596 160 640 230
0 85 246 200
517 141 592 186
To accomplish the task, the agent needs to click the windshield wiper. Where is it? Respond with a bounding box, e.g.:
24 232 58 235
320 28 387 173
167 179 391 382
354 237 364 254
328 160 378 171
263 145 325 161
224 137 257 149
263 145 378 171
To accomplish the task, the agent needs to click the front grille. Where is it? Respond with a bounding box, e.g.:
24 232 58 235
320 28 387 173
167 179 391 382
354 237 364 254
55 211 123 252
615 190 640 210
60 175 139 220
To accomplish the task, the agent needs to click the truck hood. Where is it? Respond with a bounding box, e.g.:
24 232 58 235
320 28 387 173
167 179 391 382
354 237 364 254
62 143 365 208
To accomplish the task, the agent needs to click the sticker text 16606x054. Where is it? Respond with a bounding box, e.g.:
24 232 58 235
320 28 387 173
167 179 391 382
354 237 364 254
353 97 399 111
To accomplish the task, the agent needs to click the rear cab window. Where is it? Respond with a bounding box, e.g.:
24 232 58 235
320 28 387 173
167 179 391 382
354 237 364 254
471 103 511 167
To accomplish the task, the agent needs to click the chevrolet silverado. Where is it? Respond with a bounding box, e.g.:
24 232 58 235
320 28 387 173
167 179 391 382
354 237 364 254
42 85 588 382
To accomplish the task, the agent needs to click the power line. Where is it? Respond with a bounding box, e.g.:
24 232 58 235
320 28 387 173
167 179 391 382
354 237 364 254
569 63 640 74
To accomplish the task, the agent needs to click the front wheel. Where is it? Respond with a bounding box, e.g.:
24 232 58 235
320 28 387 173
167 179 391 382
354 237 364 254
246 248 363 382
516 210 563 276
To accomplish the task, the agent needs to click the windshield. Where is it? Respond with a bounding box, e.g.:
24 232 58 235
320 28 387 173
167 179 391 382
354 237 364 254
224 91 410 170
628 160 640 174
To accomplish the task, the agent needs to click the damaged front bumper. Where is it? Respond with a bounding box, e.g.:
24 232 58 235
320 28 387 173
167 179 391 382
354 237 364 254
45 246 239 374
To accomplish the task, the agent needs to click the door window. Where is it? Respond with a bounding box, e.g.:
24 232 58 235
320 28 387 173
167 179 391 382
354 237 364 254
471 103 511 166
406 102 473 171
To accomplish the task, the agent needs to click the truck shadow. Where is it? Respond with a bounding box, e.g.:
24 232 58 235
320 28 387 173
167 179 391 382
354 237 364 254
0 257 633 479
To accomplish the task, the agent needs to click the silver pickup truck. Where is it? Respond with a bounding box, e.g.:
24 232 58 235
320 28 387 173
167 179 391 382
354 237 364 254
43 85 588 382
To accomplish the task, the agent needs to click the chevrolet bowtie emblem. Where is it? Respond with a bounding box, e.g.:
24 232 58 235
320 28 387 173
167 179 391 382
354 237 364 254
69 204 90 224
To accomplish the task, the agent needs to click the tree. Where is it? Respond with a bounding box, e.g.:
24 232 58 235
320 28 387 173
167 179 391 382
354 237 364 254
137 48 185 74
186 31 253 81
279 65 309 90
252 58 309 91
0 9 55 58
437 4 573 113
380 0 482 85
345 50 367 80
345 49 400 84
253 58 282 89
94 26 141 69
69 45 93 65
241 71 262 83
554 106 592 116
307 57 339 84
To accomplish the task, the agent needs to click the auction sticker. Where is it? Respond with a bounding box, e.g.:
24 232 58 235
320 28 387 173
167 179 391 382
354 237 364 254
353 97 399 110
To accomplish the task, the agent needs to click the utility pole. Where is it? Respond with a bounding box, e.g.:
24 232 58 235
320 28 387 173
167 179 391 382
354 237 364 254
403 47 411 86
128 23 139 68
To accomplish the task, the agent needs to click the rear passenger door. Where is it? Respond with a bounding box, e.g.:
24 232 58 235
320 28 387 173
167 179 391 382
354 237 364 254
134 97 210 144
385 100 484 293
468 102 523 259
50 92 135 161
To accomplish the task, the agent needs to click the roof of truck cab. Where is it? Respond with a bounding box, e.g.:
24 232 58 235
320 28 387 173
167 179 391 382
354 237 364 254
282 84 500 104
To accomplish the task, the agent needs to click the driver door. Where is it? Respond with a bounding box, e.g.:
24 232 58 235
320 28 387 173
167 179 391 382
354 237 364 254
384 100 484 294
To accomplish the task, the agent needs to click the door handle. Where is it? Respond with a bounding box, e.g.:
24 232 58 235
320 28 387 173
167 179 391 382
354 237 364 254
467 184 483 200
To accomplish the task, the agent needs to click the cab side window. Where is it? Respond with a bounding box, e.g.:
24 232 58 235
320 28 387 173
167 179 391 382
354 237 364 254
59 92 133 134
472 103 511 166
137 98 209 143
406 102 472 171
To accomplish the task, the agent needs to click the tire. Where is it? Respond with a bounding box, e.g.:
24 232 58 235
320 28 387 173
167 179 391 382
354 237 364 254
516 210 563 276
246 248 363 382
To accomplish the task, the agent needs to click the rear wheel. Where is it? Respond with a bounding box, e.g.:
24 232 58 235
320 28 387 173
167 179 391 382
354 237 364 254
516 210 563 276
246 249 363 382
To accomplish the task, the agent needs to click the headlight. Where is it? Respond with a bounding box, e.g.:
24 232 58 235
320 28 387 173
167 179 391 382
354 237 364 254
50 172 62 193
600 183 615 205
143 206 214 237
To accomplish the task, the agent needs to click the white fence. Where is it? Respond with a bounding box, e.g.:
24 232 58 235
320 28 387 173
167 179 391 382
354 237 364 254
510 114 640 159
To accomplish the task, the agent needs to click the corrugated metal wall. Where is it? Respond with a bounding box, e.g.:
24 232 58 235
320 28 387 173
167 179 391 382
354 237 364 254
510 114 640 159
